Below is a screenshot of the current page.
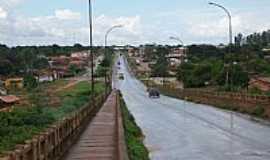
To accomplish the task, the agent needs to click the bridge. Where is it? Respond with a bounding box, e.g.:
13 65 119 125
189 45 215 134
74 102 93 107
1 55 270 160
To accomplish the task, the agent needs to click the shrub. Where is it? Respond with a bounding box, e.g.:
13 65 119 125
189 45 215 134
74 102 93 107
24 74 38 90
252 106 265 117
121 97 150 160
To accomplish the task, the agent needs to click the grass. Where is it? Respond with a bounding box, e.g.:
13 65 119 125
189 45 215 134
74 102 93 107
0 81 105 154
120 96 150 160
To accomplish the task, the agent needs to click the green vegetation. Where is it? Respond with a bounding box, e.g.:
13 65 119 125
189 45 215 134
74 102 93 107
0 44 103 77
175 30 270 90
96 48 115 77
252 106 265 117
23 74 38 90
120 96 150 160
0 107 55 153
177 59 249 89
151 47 169 77
0 81 105 153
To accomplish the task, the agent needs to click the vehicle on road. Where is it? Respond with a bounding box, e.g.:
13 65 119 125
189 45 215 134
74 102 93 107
148 88 160 98
118 73 124 80
135 59 140 65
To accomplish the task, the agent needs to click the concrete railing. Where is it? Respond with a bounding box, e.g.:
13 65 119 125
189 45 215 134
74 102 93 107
0 93 109 160
115 91 129 160
156 84 270 105
153 84 270 118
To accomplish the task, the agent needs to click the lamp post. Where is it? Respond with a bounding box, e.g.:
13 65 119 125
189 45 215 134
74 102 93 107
105 25 123 49
209 2 232 45
169 36 184 46
209 2 234 131
104 25 123 93
209 2 233 88
88 0 94 96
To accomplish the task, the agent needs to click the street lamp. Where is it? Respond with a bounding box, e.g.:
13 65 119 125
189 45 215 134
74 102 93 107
209 2 232 45
104 25 123 93
209 2 234 131
209 2 233 87
169 36 184 46
105 25 124 48
88 0 94 96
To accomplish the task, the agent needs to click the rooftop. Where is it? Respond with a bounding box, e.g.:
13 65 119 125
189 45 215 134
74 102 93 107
0 95 20 104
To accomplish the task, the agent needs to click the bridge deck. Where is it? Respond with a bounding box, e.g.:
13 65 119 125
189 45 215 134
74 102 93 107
63 92 118 160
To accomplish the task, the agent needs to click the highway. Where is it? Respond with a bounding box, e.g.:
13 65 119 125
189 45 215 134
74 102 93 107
114 55 270 160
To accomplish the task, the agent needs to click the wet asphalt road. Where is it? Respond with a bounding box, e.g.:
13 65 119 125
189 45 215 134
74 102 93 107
114 55 270 160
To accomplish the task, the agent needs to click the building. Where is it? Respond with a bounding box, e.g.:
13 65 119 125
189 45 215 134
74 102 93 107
262 48 270 60
71 52 89 58
127 47 140 57
0 95 20 109
69 60 87 69
249 77 270 92
5 78 24 90
167 47 187 67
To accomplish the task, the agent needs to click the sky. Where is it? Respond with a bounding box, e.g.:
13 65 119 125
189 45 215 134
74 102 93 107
0 0 270 46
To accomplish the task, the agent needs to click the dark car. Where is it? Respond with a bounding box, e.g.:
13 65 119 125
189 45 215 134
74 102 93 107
148 88 160 98
118 73 124 80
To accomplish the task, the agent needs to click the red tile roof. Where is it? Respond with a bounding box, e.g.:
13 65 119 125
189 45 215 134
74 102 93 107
0 95 20 104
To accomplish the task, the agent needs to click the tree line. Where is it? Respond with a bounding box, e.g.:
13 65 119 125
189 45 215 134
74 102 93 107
146 29 270 91
0 44 98 77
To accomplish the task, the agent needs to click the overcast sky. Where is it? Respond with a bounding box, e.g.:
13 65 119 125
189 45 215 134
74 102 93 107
0 0 270 46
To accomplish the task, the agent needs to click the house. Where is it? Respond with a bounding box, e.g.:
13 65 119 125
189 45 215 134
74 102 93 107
50 56 70 66
127 47 140 57
71 52 89 58
5 78 24 90
249 77 270 92
262 48 270 60
69 60 87 69
0 95 20 109
167 47 187 67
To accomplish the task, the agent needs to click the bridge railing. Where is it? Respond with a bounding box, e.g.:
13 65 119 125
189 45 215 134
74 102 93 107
0 93 109 160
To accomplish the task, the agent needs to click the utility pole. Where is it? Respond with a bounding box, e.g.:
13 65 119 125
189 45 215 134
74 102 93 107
88 0 95 96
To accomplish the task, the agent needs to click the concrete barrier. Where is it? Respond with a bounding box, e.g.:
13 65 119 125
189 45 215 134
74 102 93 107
154 85 270 118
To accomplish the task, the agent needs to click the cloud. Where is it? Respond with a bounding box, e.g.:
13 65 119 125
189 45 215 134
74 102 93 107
0 7 7 19
95 15 141 35
0 6 142 46
1 1 270 46
55 9 81 20
187 12 270 44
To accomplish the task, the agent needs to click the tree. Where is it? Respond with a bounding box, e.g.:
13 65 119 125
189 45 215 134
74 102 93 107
68 64 81 76
33 57 49 70
235 33 243 47
24 74 38 90
17 47 37 74
152 56 169 77
0 59 13 76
